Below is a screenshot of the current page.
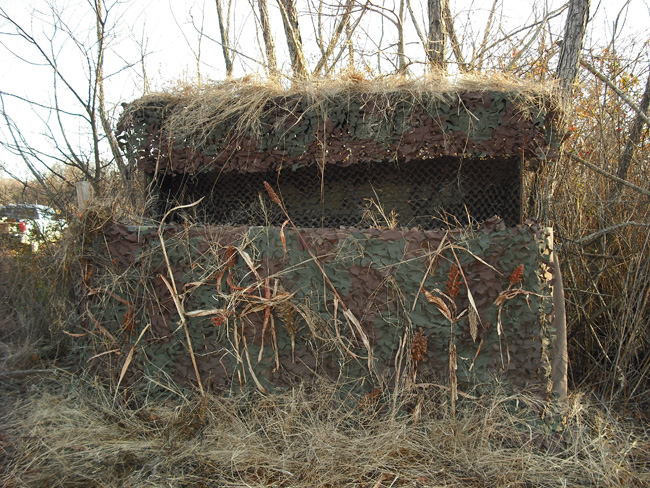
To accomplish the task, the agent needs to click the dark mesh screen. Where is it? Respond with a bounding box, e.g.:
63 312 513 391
155 157 522 228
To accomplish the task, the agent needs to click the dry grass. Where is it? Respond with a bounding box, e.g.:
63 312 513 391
544 68 650 406
3 65 649 487
120 73 564 150
0 248 70 374
1 374 648 488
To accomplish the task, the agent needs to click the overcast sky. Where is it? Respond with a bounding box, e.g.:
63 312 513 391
0 0 648 179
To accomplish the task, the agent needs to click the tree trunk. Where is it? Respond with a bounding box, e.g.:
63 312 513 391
397 0 406 73
427 0 446 70
215 0 234 76
616 64 650 184
556 0 590 93
443 1 466 72
277 0 308 79
312 0 355 76
95 0 128 180
257 0 278 77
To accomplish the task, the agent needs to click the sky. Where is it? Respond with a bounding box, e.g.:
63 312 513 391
0 0 648 180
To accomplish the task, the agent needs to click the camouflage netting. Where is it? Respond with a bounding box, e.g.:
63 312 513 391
79 217 561 397
84 79 566 397
116 80 563 227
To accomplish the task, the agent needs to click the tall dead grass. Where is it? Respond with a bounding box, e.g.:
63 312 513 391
543 61 650 406
1 376 648 488
120 73 563 150
0 247 70 374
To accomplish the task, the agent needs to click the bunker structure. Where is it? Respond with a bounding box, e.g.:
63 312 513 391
81 78 567 399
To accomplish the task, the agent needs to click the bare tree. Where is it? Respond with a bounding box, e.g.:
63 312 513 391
427 0 447 70
257 0 278 77
216 0 235 76
556 0 591 92
277 0 308 78
0 1 133 200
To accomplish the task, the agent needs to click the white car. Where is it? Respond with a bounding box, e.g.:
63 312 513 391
0 204 63 252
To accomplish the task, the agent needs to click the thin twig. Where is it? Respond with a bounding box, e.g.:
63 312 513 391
572 222 650 246
568 151 650 197
581 58 650 127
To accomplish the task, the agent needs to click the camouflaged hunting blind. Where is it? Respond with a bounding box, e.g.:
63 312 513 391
81 79 568 399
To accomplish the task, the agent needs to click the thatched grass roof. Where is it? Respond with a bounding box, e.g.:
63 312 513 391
117 74 565 175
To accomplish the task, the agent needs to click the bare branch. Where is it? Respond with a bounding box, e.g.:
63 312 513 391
568 151 650 198
474 0 499 71
94 0 128 179
506 3 569 71
573 222 650 246
581 58 650 127
443 1 467 72
312 0 356 76
406 0 427 58
615 64 650 184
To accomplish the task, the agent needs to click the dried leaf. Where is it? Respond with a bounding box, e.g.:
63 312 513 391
449 342 458 417
243 336 268 394
421 288 453 322
86 348 121 362
87 309 118 346
224 245 236 268
114 346 134 404
111 298 150 402
62 330 89 338
280 219 289 256
411 327 428 362
445 264 462 298
469 306 479 342
123 306 136 335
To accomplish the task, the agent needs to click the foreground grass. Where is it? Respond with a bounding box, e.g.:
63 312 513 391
1 372 648 488
0 235 649 487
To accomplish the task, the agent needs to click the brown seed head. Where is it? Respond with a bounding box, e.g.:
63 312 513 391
446 264 462 299
264 181 282 206
411 327 428 362
509 264 524 286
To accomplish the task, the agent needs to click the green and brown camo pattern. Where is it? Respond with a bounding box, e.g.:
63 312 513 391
117 90 562 176
79 217 560 397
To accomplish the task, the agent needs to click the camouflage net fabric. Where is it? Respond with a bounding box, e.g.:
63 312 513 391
117 85 561 228
80 217 560 397
117 89 561 175
157 156 523 228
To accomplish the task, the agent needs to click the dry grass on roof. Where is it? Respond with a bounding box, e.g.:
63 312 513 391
120 72 564 146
